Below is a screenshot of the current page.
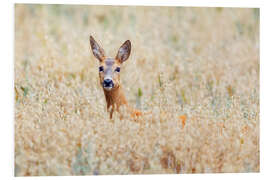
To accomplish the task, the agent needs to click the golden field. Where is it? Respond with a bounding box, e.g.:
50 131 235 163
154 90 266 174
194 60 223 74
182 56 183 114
14 4 259 175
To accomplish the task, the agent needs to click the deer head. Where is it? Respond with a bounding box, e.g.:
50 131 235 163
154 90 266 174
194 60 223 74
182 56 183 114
90 36 131 91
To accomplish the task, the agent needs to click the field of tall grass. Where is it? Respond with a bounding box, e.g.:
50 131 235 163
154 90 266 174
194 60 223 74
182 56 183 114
14 4 259 176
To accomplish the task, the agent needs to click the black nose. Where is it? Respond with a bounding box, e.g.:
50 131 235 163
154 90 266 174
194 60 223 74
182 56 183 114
103 79 113 87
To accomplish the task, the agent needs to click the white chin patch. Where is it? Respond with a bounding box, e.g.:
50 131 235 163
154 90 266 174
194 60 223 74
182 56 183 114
104 87 113 91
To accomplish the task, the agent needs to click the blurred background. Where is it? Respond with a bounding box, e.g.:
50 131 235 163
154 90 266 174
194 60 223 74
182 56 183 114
15 4 259 176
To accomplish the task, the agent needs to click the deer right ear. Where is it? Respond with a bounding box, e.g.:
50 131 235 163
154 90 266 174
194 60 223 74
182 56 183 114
116 40 131 63
90 36 105 62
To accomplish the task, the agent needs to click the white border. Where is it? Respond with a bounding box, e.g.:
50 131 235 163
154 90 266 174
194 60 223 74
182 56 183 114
1 0 269 180
12 0 262 8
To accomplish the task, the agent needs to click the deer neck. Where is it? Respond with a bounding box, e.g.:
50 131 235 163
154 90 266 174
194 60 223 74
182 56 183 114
103 85 127 112
103 85 142 119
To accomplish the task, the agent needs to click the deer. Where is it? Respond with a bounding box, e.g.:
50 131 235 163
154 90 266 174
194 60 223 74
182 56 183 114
89 36 143 119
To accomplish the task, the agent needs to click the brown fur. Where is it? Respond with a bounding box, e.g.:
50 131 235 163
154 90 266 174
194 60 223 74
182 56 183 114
103 85 127 118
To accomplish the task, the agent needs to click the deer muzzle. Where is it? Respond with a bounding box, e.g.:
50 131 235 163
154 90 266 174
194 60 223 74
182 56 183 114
103 78 114 90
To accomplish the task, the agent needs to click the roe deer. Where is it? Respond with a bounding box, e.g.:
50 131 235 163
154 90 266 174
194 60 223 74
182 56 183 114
89 36 142 119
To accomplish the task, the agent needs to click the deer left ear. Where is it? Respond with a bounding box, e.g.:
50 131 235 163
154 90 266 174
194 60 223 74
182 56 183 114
116 40 131 63
90 36 105 62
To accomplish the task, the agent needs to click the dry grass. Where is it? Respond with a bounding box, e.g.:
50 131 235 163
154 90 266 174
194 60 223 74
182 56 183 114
14 4 259 176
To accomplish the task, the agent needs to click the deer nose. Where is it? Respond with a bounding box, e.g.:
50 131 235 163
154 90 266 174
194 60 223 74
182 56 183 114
103 78 113 87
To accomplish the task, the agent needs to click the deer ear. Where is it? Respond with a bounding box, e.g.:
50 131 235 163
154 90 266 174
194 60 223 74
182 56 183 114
90 36 105 62
116 40 131 63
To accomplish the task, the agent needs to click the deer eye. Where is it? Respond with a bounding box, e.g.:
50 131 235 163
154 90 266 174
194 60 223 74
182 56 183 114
115 67 120 72
99 66 104 72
